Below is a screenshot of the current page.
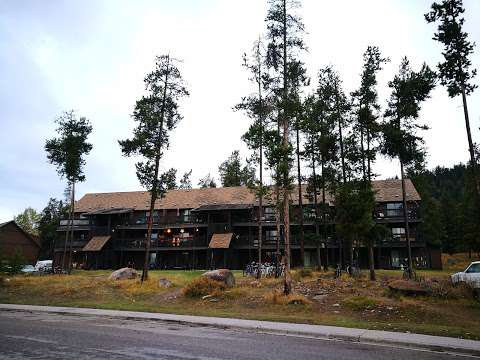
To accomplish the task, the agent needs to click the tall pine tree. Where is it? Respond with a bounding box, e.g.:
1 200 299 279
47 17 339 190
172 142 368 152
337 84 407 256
425 0 479 198
119 55 189 281
382 57 436 277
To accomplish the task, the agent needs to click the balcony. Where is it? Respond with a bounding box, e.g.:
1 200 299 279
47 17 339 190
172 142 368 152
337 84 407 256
130 214 206 226
116 235 208 249
57 219 90 232
374 208 419 222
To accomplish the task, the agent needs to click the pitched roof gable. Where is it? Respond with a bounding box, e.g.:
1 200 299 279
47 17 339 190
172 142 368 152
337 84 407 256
0 220 41 248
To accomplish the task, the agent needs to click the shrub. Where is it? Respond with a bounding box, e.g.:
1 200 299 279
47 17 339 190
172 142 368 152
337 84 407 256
8 249 25 275
264 290 312 306
428 280 476 300
182 277 225 298
343 296 378 311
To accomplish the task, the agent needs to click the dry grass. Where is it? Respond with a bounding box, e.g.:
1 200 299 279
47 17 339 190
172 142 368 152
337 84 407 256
1 266 480 340
182 277 225 298
264 290 312 306
342 296 379 311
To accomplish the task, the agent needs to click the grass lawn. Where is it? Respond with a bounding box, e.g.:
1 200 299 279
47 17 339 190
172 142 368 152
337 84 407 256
1 253 479 340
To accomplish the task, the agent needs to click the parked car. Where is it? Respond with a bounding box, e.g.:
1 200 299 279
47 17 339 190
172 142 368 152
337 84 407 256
21 265 35 274
451 261 480 288
34 260 53 273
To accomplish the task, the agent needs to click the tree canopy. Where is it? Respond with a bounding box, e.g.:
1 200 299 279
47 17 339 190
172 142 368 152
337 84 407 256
14 207 40 236
218 150 256 187
45 110 93 183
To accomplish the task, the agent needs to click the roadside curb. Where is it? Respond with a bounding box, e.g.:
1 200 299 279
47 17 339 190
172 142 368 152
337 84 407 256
1 304 479 357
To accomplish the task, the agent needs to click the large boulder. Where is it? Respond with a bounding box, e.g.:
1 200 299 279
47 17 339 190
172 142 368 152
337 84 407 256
388 279 429 296
158 278 173 288
202 269 235 288
109 267 138 281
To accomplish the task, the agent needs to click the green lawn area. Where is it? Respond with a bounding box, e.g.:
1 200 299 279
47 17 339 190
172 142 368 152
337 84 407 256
1 257 479 340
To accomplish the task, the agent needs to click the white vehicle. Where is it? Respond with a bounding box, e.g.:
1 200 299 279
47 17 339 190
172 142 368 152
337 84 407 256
21 265 35 274
451 261 480 289
34 260 53 273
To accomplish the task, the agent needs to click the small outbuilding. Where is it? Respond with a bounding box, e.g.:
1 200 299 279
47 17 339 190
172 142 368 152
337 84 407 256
0 221 40 264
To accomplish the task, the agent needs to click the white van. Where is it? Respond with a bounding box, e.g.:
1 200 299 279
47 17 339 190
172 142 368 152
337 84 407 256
34 260 53 273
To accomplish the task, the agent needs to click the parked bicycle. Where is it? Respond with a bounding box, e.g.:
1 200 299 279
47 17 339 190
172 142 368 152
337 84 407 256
334 264 343 279
244 261 284 278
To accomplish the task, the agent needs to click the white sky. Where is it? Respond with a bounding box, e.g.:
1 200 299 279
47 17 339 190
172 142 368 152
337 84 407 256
0 0 479 222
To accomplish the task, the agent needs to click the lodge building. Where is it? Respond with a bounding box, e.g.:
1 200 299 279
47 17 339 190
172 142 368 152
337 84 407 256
54 179 442 270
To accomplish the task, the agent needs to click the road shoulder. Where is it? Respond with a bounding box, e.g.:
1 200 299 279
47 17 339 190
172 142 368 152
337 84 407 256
1 303 479 357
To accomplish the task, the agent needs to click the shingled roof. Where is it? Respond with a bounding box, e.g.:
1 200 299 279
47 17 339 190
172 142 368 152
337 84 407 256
74 179 420 213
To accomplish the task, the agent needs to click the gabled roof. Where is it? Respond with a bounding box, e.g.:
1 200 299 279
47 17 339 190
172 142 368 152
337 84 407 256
209 233 233 249
82 236 111 252
0 220 41 248
74 179 421 214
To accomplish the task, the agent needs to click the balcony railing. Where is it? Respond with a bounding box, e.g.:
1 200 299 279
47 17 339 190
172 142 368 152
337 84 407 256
375 208 418 221
116 236 208 249
132 215 205 226
59 219 90 226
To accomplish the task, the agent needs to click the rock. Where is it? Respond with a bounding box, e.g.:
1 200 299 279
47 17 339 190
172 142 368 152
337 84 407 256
313 294 327 301
388 279 429 296
202 269 235 288
108 267 138 281
158 278 173 288
332 303 340 307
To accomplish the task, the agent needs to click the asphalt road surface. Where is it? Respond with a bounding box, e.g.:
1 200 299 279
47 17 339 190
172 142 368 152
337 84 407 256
0 310 474 360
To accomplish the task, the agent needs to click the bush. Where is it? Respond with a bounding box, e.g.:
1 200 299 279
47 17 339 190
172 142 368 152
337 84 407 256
343 296 378 311
428 280 476 300
182 277 226 298
8 249 25 275
264 290 312 306
0 249 25 275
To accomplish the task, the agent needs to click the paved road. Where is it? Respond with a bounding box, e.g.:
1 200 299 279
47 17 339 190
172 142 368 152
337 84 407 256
0 310 473 359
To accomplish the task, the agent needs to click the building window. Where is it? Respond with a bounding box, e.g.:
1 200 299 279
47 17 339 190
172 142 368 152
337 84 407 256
182 209 191 222
264 207 276 221
145 211 159 224
265 230 278 241
392 227 406 240
386 203 403 217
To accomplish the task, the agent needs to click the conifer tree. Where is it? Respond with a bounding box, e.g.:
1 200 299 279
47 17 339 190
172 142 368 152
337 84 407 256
179 170 193 189
198 174 217 188
264 0 308 294
382 57 436 277
237 38 271 278
354 46 389 182
425 0 479 197
119 55 188 281
45 110 92 272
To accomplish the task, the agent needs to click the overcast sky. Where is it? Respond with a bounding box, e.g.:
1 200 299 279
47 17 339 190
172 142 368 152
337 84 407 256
1 0 479 222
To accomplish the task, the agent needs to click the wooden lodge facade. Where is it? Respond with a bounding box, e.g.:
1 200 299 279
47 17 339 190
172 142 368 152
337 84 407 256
0 221 41 264
54 179 442 271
